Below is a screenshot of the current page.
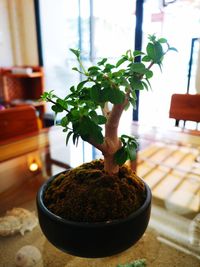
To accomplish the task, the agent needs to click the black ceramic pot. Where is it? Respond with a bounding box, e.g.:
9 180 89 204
36 172 152 258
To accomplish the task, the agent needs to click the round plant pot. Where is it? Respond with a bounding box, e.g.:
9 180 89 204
36 172 152 258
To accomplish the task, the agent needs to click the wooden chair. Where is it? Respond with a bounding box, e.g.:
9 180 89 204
169 93 200 129
0 106 39 142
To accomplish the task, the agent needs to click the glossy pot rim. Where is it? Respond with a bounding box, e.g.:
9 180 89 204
37 171 152 228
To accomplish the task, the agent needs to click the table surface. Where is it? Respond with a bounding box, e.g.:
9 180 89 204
0 123 200 266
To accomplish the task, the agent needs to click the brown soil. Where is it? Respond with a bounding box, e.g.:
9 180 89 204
44 159 146 222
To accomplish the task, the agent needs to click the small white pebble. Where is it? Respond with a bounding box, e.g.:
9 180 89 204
15 245 42 267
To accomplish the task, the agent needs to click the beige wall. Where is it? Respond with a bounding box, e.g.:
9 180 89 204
0 0 13 66
0 0 38 66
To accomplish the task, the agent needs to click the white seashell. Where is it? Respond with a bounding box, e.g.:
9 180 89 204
0 208 38 237
7 208 38 235
15 245 42 267
0 215 21 236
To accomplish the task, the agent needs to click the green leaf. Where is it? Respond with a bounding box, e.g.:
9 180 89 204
69 86 75 92
52 104 63 113
157 62 163 72
89 110 98 119
40 92 49 100
66 131 73 145
145 69 153 79
129 97 137 109
169 47 178 52
120 77 129 88
79 116 96 135
41 90 56 101
57 98 68 109
88 66 101 72
158 38 167 43
146 42 163 63
103 64 115 73
142 55 151 62
72 133 79 146
100 88 111 102
72 67 79 72
112 70 125 80
69 109 80 121
133 50 145 57
114 147 128 165
88 66 101 75
129 77 144 90
141 81 149 91
60 116 68 127
97 115 107 124
145 78 152 90
127 143 137 161
131 90 137 100
97 58 107 66
120 134 137 141
77 80 88 91
91 128 104 144
109 89 125 104
70 48 80 58
76 116 104 144
90 85 101 102
148 34 156 42
130 63 146 74
116 56 127 68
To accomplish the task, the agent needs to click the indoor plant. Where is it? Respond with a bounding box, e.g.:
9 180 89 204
37 35 175 258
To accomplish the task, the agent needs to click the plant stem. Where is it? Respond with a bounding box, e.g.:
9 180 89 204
78 59 88 75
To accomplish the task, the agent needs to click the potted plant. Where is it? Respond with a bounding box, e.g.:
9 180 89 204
37 35 175 258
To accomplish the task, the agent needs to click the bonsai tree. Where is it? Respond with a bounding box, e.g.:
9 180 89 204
42 34 175 175
37 34 176 258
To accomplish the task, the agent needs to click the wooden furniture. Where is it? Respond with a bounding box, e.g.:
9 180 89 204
0 124 200 265
0 66 45 126
169 93 200 128
0 106 39 142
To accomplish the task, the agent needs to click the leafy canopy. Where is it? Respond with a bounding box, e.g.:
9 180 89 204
41 34 176 165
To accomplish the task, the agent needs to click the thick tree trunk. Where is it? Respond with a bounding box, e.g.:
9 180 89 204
103 154 119 174
102 103 125 174
89 103 126 174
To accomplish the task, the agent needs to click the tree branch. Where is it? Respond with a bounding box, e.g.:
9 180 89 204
46 97 70 113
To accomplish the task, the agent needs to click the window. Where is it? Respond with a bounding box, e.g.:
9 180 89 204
139 0 200 128
38 0 137 163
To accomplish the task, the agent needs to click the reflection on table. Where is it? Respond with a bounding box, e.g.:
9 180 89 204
132 123 200 262
138 141 200 216
0 123 199 266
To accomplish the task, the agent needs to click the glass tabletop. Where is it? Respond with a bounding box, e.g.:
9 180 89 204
0 124 199 266
131 123 200 261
